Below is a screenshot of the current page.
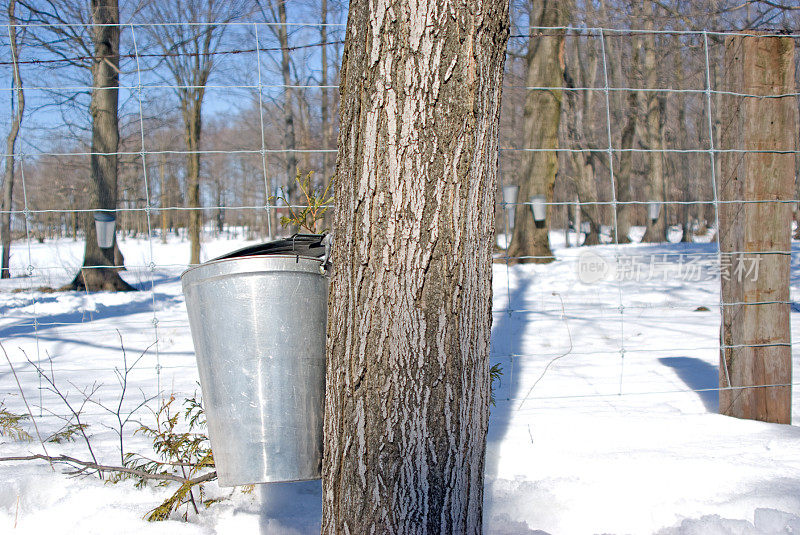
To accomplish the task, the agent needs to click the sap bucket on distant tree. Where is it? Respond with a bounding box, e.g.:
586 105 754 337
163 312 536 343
502 185 519 229
93 211 116 249
530 194 547 229
181 234 331 487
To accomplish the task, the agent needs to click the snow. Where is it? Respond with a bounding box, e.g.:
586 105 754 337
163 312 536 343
2 232 800 533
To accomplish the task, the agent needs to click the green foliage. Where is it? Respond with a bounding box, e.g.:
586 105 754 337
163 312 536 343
46 421 88 444
0 402 31 441
490 363 503 407
120 393 216 521
279 171 334 234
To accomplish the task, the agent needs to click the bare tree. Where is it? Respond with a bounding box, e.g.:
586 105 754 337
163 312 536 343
255 0 299 202
145 0 243 265
2 0 24 279
322 0 509 531
63 0 133 291
14 0 135 290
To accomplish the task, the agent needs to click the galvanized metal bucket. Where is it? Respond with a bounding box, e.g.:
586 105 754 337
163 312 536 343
181 250 328 487
93 211 116 249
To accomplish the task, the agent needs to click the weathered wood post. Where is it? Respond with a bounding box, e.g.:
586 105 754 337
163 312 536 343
718 33 796 424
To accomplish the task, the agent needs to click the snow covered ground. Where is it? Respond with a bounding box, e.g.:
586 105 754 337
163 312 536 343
2 231 800 534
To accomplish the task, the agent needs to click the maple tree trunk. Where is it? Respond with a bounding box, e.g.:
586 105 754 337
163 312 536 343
64 0 133 292
507 0 567 264
322 0 509 532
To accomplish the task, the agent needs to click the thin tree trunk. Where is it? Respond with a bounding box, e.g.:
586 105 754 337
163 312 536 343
71 207 77 241
320 0 330 182
322 0 509 531
277 0 297 200
214 177 223 234
616 89 636 244
2 0 24 279
185 105 202 265
64 0 133 292
160 153 167 244
507 0 568 264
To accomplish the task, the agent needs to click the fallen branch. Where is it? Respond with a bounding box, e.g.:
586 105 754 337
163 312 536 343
0 453 217 485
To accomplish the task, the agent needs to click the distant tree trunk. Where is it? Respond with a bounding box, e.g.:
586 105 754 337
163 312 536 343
277 0 298 200
71 208 77 241
184 102 202 264
64 0 133 292
616 89 636 244
673 48 693 243
507 0 567 264
160 153 167 244
640 3 666 243
564 29 601 246
2 0 24 279
319 0 332 232
605 26 634 246
322 0 509 531
214 177 224 234
320 0 330 182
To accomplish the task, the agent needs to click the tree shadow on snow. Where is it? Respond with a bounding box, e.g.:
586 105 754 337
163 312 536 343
658 356 719 412
485 272 533 475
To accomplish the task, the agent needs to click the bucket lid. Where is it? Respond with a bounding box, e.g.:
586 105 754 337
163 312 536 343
93 210 116 222
212 234 329 262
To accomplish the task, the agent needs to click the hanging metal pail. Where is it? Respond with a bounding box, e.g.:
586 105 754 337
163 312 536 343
93 211 116 249
181 247 328 487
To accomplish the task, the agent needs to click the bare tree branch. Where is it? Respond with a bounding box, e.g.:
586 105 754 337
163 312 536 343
0 454 217 485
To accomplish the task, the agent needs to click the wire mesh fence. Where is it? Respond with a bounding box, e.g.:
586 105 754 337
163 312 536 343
1 22 799 429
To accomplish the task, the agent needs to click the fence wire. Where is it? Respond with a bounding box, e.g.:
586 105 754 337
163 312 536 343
1 23 799 425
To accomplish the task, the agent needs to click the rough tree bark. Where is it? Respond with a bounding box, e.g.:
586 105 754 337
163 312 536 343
322 0 509 532
507 0 567 264
718 34 795 424
64 0 133 292
2 0 24 279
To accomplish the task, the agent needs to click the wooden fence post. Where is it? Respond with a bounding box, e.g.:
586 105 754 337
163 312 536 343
718 33 796 424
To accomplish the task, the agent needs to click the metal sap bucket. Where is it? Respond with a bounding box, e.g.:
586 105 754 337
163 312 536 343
181 235 330 487
93 211 116 249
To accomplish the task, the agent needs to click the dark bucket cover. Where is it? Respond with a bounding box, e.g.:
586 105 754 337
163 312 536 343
212 234 329 262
